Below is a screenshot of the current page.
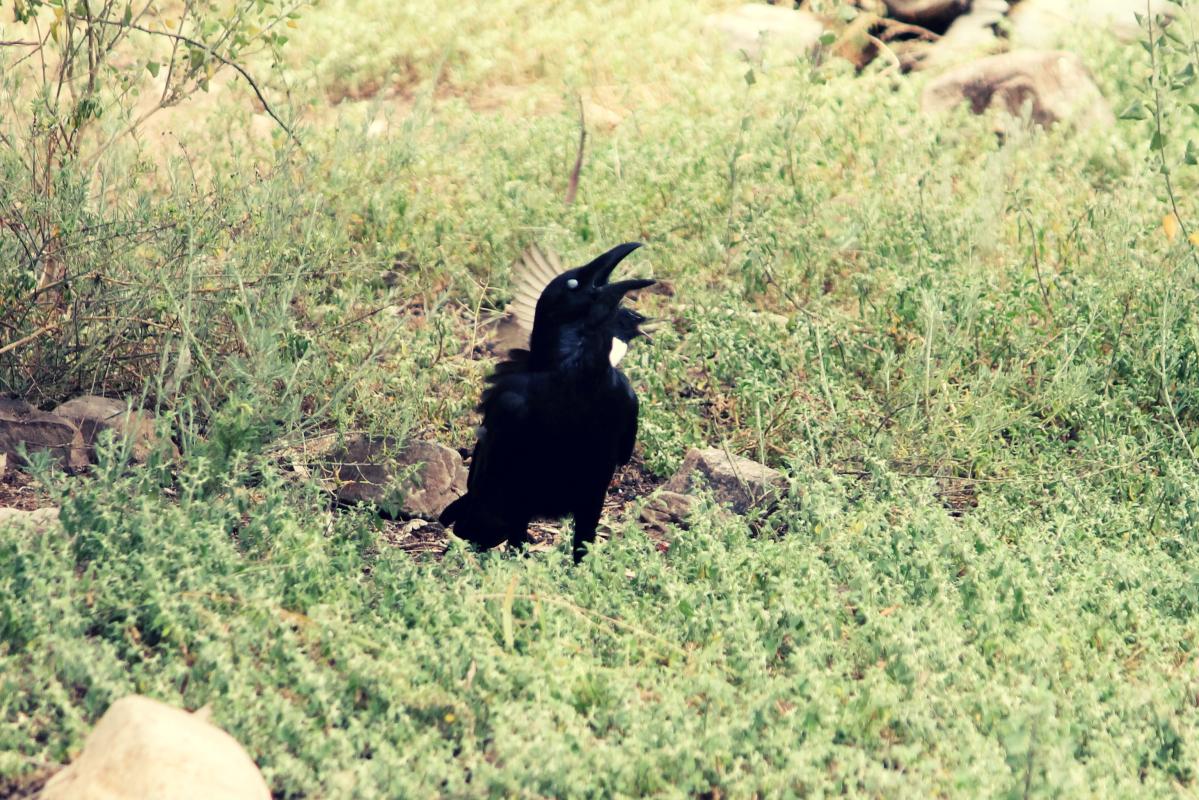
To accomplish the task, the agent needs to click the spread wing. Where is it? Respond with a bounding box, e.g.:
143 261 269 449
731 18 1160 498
496 243 564 350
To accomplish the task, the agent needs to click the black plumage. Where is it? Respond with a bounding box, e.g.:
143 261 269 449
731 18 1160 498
440 242 654 562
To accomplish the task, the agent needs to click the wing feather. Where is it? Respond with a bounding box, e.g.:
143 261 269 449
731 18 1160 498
506 243 566 341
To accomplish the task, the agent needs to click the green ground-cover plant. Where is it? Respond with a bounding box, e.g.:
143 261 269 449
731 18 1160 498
2 0 1199 796
0 0 308 406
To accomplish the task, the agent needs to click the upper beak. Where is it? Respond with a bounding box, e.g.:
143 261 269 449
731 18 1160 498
581 241 645 287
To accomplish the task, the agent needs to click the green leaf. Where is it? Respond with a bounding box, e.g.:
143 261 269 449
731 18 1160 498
146 61 160 78
1185 140 1198 166
1150 131 1166 151
744 68 755 86
819 31 836 46
1119 100 1148 120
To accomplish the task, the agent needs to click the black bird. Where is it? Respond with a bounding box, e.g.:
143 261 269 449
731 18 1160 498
440 242 654 562
486 243 654 366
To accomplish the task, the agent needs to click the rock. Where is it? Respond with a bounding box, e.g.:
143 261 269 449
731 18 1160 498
39 695 270 800
920 50 1114 131
0 506 59 530
52 396 178 464
883 0 969 25
832 13 884 71
661 447 785 515
0 399 87 472
914 0 1009 71
1010 0 1177 48
639 490 697 535
325 436 467 519
704 4 824 59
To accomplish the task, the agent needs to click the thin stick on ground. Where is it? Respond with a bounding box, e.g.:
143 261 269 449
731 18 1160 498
565 96 587 206
0 322 59 357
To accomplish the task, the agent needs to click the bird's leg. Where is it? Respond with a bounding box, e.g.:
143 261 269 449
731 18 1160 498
571 496 605 564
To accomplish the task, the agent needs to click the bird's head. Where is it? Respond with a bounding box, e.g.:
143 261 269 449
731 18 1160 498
533 242 654 333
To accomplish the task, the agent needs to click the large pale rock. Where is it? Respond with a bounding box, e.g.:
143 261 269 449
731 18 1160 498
884 0 969 24
52 396 178 463
915 0 1009 71
1010 0 1178 48
661 447 785 515
921 50 1114 131
39 695 270 800
326 436 467 519
704 4 824 59
0 506 59 530
0 399 87 472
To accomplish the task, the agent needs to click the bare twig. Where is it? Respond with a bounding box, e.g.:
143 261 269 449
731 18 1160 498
327 303 399 333
1158 302 1197 462
565 96 586 205
0 322 59 357
876 17 941 42
1146 3 1199 272
161 5 191 105
1103 293 1132 394
866 34 902 75
1022 718 1039 800
89 18 302 150
1020 210 1054 323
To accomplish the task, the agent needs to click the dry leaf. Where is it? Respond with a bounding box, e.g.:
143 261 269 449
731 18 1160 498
1163 213 1180 242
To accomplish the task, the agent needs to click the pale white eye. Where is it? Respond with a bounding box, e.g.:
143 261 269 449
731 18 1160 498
566 278 579 289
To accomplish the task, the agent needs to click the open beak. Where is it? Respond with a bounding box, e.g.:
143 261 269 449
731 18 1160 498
601 277 656 302
637 318 665 342
581 242 646 288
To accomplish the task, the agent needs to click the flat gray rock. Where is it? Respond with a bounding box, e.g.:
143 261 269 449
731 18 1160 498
914 0 1010 71
53 396 178 463
326 436 467 520
884 0 969 24
661 447 785 516
0 399 87 472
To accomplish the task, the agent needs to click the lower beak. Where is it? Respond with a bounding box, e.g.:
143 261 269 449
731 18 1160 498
602 278 656 302
638 318 665 342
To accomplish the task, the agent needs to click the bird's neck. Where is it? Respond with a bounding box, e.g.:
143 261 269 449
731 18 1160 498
530 323 611 374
